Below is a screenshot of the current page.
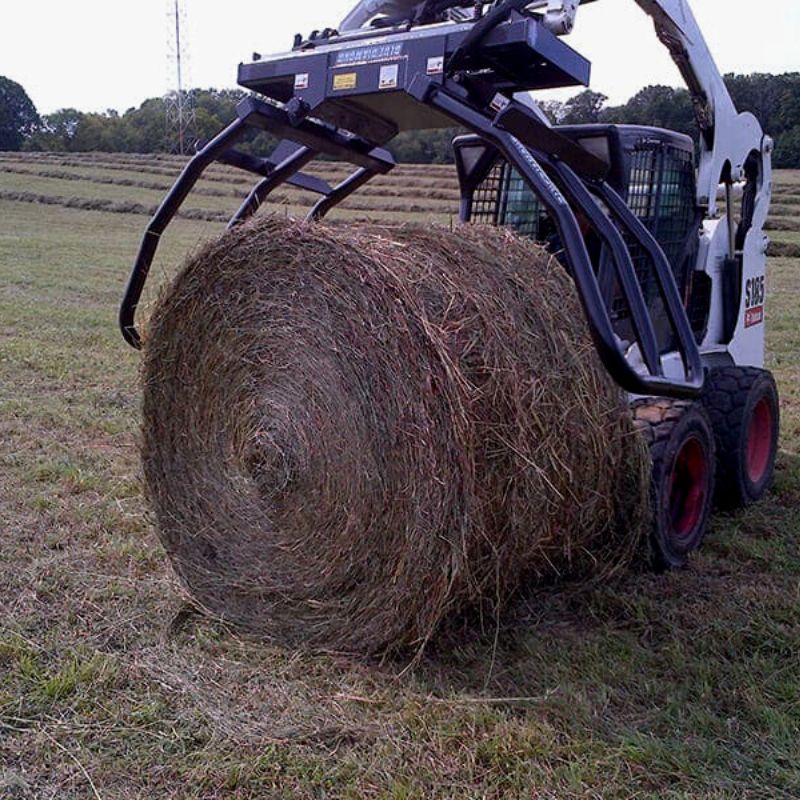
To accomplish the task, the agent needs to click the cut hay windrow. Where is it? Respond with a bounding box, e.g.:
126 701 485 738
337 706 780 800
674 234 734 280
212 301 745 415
0 157 461 200
0 150 458 177
141 216 650 656
765 217 800 232
0 164 458 214
0 190 449 227
770 205 800 216
769 240 800 258
0 190 230 222
0 156 196 180
0 164 239 198
0 154 461 191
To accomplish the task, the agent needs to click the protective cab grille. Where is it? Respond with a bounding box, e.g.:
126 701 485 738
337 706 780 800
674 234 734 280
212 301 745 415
470 138 697 348
624 140 697 311
472 160 546 239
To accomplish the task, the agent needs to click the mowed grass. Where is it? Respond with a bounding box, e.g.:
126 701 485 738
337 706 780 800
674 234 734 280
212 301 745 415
0 162 799 799
0 153 459 225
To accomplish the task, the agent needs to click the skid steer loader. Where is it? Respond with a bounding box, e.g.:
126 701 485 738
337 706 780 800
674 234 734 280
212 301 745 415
120 0 779 569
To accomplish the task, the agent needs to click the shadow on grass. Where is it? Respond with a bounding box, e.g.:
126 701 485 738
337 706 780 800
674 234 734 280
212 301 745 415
163 450 800 706
411 450 800 698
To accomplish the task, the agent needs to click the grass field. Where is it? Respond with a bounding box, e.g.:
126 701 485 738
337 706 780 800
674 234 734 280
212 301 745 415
0 152 799 799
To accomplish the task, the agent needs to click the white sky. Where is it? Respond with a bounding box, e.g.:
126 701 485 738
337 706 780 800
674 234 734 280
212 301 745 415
1 0 798 115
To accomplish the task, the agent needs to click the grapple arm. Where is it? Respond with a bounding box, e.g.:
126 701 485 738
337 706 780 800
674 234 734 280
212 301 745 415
120 6 704 397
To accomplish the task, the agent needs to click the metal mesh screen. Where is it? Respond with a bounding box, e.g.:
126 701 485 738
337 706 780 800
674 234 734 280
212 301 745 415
617 141 697 337
499 169 545 239
471 160 505 226
468 136 696 350
471 160 546 239
627 141 695 266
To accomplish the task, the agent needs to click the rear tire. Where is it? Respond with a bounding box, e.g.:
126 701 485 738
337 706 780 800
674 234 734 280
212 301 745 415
633 399 716 571
701 367 780 510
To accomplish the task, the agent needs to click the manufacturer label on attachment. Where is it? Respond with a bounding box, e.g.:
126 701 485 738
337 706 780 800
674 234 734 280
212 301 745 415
333 72 358 91
336 43 403 66
379 64 399 90
294 73 309 90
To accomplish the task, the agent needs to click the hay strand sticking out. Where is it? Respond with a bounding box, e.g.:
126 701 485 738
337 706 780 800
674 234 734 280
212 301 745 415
141 217 649 655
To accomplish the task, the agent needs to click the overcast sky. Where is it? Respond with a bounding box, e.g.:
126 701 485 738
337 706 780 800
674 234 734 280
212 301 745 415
2 0 798 115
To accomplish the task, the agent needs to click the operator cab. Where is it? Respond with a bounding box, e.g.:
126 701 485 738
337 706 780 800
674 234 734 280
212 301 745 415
454 124 706 352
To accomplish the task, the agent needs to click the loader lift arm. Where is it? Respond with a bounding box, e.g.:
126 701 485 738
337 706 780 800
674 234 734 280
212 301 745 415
609 0 768 214
531 0 768 212
119 0 769 400
343 0 768 209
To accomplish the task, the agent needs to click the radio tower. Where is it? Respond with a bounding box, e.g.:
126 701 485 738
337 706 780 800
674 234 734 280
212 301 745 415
165 0 196 155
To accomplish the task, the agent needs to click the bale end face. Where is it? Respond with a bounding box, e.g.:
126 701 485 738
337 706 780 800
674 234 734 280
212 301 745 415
141 216 649 656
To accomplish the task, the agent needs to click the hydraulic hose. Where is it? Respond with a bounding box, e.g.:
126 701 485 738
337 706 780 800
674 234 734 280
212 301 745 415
447 0 533 74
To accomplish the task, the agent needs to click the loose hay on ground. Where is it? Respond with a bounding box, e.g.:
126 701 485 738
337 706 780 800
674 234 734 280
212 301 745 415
141 216 649 656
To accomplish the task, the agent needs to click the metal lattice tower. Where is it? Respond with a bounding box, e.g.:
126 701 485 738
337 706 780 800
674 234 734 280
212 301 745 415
165 0 196 155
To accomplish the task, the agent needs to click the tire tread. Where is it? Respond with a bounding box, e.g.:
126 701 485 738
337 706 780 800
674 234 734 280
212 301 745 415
701 366 779 509
632 399 716 570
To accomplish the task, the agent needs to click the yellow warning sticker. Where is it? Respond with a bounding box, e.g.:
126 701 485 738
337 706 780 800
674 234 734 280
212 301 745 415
333 72 357 91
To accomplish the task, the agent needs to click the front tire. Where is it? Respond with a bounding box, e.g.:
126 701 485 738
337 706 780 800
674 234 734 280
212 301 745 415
701 367 780 510
633 399 717 571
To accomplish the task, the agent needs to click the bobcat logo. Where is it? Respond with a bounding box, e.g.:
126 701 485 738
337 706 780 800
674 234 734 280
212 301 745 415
744 275 765 328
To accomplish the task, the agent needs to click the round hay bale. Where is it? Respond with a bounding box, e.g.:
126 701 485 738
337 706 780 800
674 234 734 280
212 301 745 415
141 216 649 655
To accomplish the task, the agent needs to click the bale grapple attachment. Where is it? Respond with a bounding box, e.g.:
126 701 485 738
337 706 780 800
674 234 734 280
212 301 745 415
120 5 704 398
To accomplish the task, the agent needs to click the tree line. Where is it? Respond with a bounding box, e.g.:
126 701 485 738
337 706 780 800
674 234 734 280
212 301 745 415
543 73 800 169
1 72 799 167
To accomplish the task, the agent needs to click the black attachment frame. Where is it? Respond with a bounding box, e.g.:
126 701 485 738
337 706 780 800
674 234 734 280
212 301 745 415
119 7 703 398
119 97 395 349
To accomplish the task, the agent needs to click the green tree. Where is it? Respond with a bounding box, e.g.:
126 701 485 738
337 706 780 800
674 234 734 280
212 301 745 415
774 125 800 169
25 108 82 151
724 73 800 136
0 76 39 150
11 75 800 166
561 90 608 125
70 113 120 151
191 89 243 146
390 128 461 164
540 100 567 125
124 98 170 152
604 85 696 139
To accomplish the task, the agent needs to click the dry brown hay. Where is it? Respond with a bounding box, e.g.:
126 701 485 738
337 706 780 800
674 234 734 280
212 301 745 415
769 240 800 258
0 190 234 222
770 205 800 216
141 216 649 656
765 217 800 232
0 163 455 214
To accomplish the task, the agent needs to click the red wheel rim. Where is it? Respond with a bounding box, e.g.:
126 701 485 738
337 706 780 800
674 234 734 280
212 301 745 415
746 398 773 484
669 436 708 542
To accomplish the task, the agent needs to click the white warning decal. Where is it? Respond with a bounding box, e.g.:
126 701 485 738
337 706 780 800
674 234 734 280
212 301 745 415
426 56 444 75
379 64 399 90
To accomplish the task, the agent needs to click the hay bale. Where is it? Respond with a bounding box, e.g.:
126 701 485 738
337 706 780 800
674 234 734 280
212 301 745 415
141 217 649 655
